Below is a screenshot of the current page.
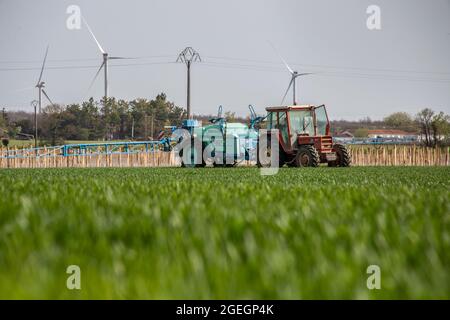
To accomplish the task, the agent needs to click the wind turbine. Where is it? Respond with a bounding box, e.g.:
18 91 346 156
82 16 132 101
33 45 55 148
280 61 312 106
270 44 313 105
36 45 55 113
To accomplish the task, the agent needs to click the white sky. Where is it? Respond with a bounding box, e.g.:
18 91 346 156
0 0 449 120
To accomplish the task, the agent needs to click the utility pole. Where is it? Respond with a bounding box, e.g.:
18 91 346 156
144 114 148 139
131 117 135 140
177 47 201 119
31 100 38 149
151 111 154 140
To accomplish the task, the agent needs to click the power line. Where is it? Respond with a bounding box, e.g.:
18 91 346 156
1 55 449 85
199 62 283 73
0 54 175 64
0 61 176 72
198 62 450 83
204 55 450 76
312 72 450 83
1 52 448 76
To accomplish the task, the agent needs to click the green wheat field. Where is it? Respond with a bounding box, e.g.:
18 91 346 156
0 167 449 299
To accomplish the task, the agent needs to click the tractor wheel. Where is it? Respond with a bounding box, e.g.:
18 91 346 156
257 141 270 167
215 161 236 168
213 156 236 167
203 145 216 167
257 141 284 167
295 145 320 167
328 143 351 167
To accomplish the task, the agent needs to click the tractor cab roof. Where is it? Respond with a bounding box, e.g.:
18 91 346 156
265 105 319 112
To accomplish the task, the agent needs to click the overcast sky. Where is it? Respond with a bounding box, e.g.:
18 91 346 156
0 0 449 120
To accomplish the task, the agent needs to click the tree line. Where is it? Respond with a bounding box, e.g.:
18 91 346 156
1 96 449 147
1 93 186 146
332 109 450 147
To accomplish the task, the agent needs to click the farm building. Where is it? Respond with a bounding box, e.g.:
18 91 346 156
336 131 354 138
333 131 354 143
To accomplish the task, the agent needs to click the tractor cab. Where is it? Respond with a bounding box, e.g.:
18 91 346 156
261 105 350 167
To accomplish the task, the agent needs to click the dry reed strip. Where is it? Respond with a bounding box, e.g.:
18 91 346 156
0 147 180 169
347 145 450 166
0 145 449 168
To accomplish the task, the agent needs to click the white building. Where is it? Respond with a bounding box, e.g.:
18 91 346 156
367 130 417 139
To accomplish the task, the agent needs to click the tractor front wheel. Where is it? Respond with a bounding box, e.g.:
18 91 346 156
295 145 320 167
328 143 351 167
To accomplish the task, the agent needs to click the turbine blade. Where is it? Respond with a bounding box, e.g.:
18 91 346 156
108 56 135 60
268 41 294 74
281 77 294 105
295 72 313 77
82 16 105 54
37 45 49 86
280 56 294 74
41 89 54 106
85 61 105 95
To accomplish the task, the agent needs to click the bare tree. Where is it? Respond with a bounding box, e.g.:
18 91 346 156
416 108 450 147
416 108 434 146
431 112 450 147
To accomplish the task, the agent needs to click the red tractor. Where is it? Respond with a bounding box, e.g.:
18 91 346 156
257 104 351 167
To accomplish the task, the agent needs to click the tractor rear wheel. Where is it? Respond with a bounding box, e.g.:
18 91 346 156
295 145 320 167
328 143 351 167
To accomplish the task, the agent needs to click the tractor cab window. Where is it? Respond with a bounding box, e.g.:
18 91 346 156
315 106 328 136
267 112 276 129
277 112 289 145
266 111 290 145
289 110 314 137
